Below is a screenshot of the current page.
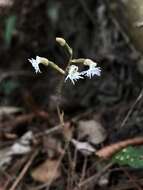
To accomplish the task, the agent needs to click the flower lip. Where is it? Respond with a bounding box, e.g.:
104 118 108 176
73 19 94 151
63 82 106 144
81 59 101 78
65 65 83 85
36 56 42 64
28 56 42 73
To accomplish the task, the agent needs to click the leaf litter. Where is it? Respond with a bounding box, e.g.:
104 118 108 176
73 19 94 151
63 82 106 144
0 131 33 168
78 119 107 145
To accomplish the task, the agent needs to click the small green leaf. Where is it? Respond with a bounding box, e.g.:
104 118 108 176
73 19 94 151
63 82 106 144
112 146 143 168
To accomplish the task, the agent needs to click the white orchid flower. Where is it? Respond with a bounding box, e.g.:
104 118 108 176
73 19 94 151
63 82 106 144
28 56 42 73
81 59 101 78
65 65 83 85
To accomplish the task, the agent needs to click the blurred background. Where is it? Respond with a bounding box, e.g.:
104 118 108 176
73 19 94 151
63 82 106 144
0 0 143 189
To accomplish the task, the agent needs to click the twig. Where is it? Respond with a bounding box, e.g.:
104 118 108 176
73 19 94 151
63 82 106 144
0 111 49 132
121 167 142 190
105 0 139 55
36 109 93 138
75 162 113 189
120 89 143 128
67 148 74 190
0 113 34 131
110 179 143 190
79 157 88 184
66 139 79 190
78 0 95 25
35 124 62 138
8 150 38 190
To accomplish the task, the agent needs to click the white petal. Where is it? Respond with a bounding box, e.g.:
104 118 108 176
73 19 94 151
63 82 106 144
81 67 101 78
71 79 75 85
65 65 83 84
28 57 41 73
36 56 42 64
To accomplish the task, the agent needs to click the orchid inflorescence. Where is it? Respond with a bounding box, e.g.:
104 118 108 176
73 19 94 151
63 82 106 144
28 37 101 85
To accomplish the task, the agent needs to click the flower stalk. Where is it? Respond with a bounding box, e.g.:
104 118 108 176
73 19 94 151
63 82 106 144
28 37 101 85
48 61 65 75
70 58 85 64
56 37 73 58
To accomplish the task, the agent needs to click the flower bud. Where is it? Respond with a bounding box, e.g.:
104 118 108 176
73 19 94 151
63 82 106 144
56 37 66 46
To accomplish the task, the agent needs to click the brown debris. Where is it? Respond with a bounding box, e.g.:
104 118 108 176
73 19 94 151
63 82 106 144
78 119 107 145
31 159 61 183
96 137 143 159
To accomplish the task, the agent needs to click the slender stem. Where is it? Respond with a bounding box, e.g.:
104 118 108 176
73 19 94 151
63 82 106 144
65 43 73 58
39 57 49 66
40 58 65 75
56 40 73 96
49 61 65 75
70 58 85 64
56 40 73 120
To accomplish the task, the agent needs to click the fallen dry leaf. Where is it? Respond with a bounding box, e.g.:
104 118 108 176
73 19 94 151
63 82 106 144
0 148 12 168
11 131 33 155
96 137 143 159
78 120 107 145
0 131 33 168
0 0 12 7
0 106 22 116
71 139 96 156
31 159 61 183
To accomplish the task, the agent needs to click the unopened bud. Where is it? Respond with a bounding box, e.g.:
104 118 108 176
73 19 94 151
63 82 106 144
84 59 97 66
56 37 66 46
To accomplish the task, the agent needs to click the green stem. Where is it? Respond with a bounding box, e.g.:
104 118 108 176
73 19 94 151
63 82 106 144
70 58 85 64
40 58 65 75
65 43 73 58
49 61 65 75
